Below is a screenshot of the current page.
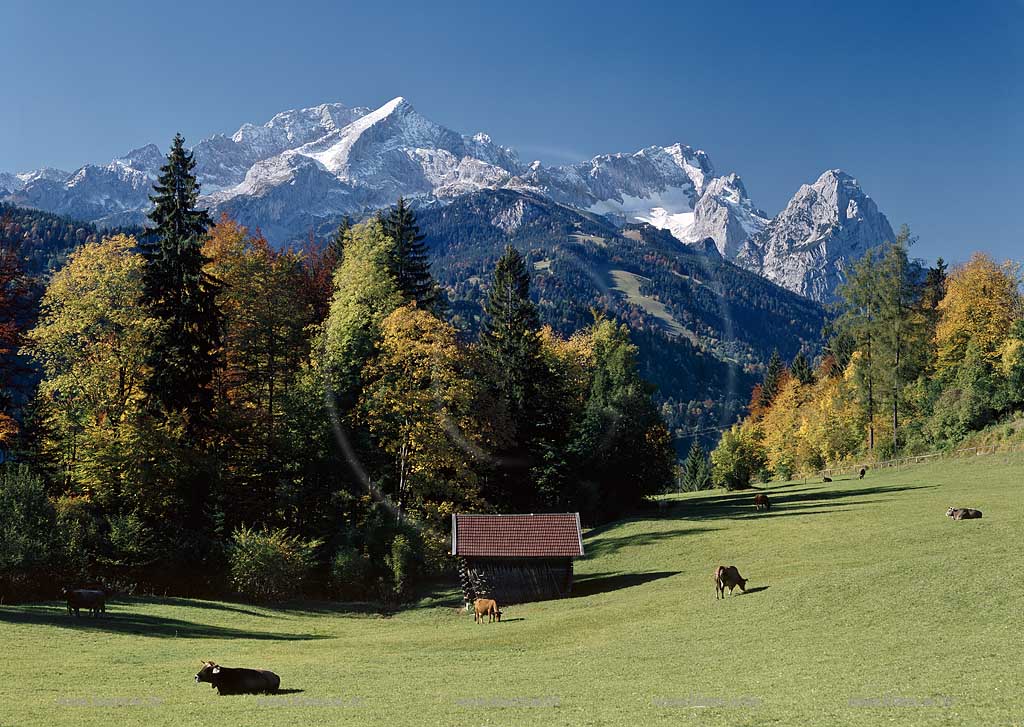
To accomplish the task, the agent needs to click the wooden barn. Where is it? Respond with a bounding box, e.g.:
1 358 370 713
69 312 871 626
451 513 585 604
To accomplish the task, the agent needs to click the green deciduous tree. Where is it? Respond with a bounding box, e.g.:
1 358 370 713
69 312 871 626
323 219 404 405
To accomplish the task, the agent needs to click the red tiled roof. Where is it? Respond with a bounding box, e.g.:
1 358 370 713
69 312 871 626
452 513 584 558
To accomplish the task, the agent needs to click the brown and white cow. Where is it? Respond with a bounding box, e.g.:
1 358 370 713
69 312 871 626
753 494 771 512
473 598 502 623
714 566 748 599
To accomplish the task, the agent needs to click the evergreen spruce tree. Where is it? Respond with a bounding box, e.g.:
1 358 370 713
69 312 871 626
791 351 815 385
381 197 437 310
481 245 543 428
141 134 220 424
921 257 948 310
479 245 548 510
758 350 786 408
328 215 352 263
681 440 711 492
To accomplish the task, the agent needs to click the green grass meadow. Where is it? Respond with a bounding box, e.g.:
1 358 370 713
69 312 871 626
1 454 1021 726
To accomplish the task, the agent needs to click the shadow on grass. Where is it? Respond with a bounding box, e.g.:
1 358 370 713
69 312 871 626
271 689 306 696
584 526 720 557
741 586 770 595
666 484 937 521
570 571 680 599
0 605 330 640
499 617 525 623
133 596 269 618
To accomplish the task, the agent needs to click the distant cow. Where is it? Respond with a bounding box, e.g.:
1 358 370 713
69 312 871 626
63 588 106 617
946 507 983 520
753 493 771 512
823 476 832 483
859 467 866 479
714 565 748 599
473 598 502 624
195 661 280 695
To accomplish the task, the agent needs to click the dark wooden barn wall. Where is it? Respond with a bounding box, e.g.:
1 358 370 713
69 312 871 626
466 558 573 604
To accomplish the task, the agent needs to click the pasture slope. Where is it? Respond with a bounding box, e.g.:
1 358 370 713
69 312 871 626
1 455 1021 727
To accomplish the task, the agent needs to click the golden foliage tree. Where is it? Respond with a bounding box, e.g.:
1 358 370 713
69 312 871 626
936 253 1022 372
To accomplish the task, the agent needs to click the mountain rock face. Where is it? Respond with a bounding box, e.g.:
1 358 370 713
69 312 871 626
1 97 895 300
735 170 895 301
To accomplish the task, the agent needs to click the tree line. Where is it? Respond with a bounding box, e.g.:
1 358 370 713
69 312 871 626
0 136 674 602
711 227 1024 487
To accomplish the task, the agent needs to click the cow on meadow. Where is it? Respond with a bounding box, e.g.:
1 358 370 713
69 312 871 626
753 494 771 512
859 467 867 479
195 661 280 695
946 507 983 520
823 476 832 483
63 588 106 617
473 598 502 623
714 565 748 599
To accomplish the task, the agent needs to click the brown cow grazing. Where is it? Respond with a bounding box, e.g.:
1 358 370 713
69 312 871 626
753 494 771 512
823 476 832 483
473 598 502 624
859 467 866 479
63 588 106 617
946 507 983 520
195 661 280 695
714 565 748 599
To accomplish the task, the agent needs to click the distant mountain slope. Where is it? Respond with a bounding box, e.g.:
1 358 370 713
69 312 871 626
2 96 896 301
416 190 827 444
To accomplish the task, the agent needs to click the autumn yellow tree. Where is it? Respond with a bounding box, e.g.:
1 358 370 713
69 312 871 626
26 235 161 502
203 217 316 525
935 253 1022 372
359 304 485 522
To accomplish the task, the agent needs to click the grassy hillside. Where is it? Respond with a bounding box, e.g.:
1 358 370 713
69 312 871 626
1 454 1020 726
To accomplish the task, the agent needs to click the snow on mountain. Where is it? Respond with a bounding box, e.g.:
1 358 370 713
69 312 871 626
735 170 895 301
204 97 526 238
0 97 895 300
512 143 713 232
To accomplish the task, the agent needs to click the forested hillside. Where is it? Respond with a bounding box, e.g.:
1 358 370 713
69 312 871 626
712 231 1024 486
417 189 827 443
0 141 676 603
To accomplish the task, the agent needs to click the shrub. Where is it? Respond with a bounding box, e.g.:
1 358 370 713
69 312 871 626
330 544 370 600
711 425 767 490
52 495 104 580
0 464 57 598
229 526 321 602
386 533 418 602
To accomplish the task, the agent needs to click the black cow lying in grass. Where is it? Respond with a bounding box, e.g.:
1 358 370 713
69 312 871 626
195 661 281 695
63 588 106 617
947 507 983 520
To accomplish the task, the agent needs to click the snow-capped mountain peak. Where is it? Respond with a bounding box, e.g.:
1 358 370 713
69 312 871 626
1 99 894 300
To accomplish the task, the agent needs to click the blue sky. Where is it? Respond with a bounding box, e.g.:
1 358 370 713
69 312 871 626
2 0 1021 263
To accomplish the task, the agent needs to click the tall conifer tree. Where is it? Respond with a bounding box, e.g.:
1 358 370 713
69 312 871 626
141 134 220 424
758 350 786 408
381 197 438 311
481 245 543 426
791 351 815 385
